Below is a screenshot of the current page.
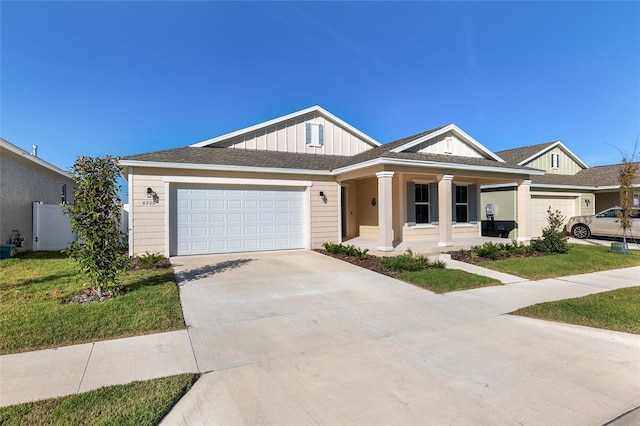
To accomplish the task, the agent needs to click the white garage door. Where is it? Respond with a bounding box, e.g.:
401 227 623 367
530 196 576 238
172 186 305 256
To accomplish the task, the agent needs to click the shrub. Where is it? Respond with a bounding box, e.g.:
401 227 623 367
322 242 369 259
381 249 431 272
471 240 536 260
134 252 171 269
531 207 570 254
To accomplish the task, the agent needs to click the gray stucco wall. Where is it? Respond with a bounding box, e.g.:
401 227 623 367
0 148 75 250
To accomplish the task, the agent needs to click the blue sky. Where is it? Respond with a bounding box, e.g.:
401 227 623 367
2 1 639 181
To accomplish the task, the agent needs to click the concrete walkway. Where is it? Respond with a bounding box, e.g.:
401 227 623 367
1 252 639 425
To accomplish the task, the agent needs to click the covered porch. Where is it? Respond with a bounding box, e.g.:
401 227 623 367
337 166 534 253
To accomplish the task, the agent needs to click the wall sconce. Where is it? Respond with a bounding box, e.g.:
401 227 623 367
585 199 591 207
319 191 327 203
371 197 377 206
147 187 159 204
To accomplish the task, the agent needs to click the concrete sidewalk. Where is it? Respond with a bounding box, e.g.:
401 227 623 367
0 330 198 407
0 254 638 425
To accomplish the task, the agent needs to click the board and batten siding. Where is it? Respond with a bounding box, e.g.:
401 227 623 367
215 113 372 156
409 132 484 158
526 147 584 175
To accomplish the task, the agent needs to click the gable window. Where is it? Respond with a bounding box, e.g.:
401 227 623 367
61 183 67 205
455 185 468 223
305 123 324 147
551 153 559 169
415 184 430 223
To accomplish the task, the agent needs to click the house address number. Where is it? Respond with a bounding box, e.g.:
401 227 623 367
142 200 158 206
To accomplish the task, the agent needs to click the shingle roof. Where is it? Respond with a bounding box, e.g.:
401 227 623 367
532 163 640 187
495 142 557 165
122 125 541 174
123 146 351 171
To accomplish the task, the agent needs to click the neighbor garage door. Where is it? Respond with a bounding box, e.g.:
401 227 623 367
530 196 576 238
172 186 305 256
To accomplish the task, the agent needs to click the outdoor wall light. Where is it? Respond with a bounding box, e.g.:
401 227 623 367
319 191 327 203
146 187 159 204
371 197 377 206
585 199 591 207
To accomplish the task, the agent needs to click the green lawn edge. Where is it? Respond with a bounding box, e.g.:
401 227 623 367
511 286 640 334
478 244 640 280
0 373 200 426
399 268 501 294
0 251 186 355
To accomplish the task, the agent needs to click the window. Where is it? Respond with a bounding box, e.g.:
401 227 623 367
305 123 324 147
61 183 67 205
455 185 468 222
415 184 430 223
551 153 559 169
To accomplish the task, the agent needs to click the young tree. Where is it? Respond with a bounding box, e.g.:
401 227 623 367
616 142 639 247
532 207 570 254
64 156 129 297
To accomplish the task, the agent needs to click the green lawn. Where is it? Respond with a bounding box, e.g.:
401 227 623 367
479 244 640 280
511 286 640 334
0 251 185 355
0 373 199 426
399 269 500 293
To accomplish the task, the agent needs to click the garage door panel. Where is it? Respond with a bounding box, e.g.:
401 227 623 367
531 196 575 238
173 185 305 255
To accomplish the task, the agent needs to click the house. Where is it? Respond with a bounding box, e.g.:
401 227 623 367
120 106 543 257
481 141 640 238
0 138 76 251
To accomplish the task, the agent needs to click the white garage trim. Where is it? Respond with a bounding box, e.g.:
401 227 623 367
163 176 313 257
163 176 313 187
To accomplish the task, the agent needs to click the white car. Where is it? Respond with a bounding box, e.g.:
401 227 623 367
565 207 640 239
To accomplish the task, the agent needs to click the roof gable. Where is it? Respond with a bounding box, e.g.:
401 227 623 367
389 124 504 162
0 138 73 179
497 141 588 169
190 106 380 156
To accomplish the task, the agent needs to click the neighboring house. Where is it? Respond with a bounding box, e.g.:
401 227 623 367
481 141 640 238
121 106 543 257
0 138 76 250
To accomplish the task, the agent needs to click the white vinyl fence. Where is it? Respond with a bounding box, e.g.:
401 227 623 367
32 202 77 251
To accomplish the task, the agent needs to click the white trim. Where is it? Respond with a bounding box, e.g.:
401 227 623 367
189 105 380 148
389 124 505 162
1 138 74 179
164 181 170 258
375 171 395 179
305 187 312 250
162 176 313 187
453 223 475 228
333 157 543 176
518 141 589 169
119 160 333 176
377 246 394 252
128 169 134 257
409 224 436 229
531 192 581 197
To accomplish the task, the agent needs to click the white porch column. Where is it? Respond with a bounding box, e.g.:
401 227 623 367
376 171 395 251
438 174 454 247
517 179 532 242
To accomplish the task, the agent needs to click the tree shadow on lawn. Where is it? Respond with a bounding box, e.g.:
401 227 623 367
173 258 255 285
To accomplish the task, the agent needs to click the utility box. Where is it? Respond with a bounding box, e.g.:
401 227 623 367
0 244 16 259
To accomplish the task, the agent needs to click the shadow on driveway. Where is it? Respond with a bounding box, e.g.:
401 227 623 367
173 258 255 285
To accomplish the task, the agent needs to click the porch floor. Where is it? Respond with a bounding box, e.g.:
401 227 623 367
342 235 513 257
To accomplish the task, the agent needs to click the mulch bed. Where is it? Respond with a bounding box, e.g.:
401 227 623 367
314 249 400 278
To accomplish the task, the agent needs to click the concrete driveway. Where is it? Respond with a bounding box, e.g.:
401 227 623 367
163 250 640 425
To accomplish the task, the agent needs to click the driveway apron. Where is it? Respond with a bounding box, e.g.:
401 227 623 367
164 250 640 425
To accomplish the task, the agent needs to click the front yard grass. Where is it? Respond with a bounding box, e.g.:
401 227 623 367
511 286 640 334
398 269 500 293
0 373 199 426
0 251 185 355
479 244 640 280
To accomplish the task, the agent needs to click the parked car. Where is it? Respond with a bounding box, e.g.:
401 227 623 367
565 206 640 239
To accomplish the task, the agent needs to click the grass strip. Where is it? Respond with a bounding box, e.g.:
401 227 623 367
479 244 640 280
511 286 640 334
0 251 185 354
0 373 199 426
399 268 500 293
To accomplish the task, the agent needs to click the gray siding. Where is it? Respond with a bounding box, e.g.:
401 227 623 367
0 148 75 250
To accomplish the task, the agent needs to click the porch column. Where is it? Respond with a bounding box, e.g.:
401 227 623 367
517 179 532 242
376 171 394 251
438 175 454 247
